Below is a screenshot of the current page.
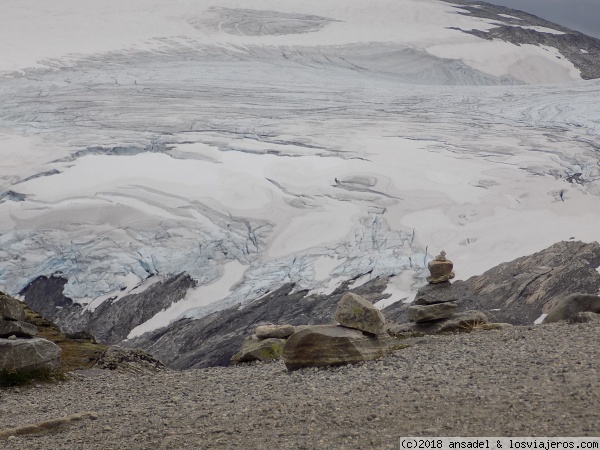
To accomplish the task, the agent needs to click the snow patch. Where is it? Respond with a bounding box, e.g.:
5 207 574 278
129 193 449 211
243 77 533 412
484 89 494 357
127 260 247 339
534 313 547 325
374 271 417 309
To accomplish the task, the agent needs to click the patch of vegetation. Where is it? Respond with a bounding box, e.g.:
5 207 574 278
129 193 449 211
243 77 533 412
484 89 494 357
0 368 66 388
22 304 107 373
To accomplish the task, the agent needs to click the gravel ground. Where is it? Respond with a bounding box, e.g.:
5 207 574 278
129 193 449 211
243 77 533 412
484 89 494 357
1 322 599 449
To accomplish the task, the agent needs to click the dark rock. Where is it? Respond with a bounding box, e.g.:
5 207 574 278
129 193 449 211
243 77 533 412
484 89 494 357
0 338 61 372
282 325 391 371
0 292 26 322
387 310 489 336
0 320 37 338
445 0 600 80
407 302 457 322
255 324 296 339
543 293 600 323
452 241 600 325
414 282 459 305
230 337 286 364
21 273 196 344
93 346 167 374
334 292 385 334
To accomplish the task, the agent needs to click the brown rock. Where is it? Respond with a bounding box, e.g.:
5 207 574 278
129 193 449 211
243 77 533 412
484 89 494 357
334 292 385 335
427 251 455 284
282 325 390 371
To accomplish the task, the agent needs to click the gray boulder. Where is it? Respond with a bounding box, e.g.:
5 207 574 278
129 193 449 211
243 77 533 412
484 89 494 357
414 282 459 305
407 302 457 323
334 292 385 335
543 293 600 323
282 325 390 371
0 338 61 372
0 320 37 338
255 324 296 339
387 310 489 336
0 293 26 322
231 337 286 364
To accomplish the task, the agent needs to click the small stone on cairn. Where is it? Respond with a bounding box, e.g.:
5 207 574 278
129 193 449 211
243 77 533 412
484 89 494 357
426 250 454 284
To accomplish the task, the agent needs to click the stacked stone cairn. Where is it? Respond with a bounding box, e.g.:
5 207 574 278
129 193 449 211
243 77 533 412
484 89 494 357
400 251 488 334
408 251 458 323
0 292 62 374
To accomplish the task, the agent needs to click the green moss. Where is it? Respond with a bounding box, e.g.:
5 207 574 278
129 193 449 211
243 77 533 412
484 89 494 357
259 342 284 360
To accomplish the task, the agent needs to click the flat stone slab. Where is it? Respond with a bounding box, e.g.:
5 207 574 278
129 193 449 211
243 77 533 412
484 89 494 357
407 302 457 323
255 324 296 339
414 282 459 305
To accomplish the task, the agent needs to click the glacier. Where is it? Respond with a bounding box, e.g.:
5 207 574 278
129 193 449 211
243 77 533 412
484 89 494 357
1 0 600 344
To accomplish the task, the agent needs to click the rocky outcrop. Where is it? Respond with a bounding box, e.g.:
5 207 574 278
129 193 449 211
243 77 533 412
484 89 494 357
21 273 197 344
543 293 600 323
231 337 286 364
334 292 385 335
255 324 296 339
0 293 26 322
0 338 62 372
451 241 600 325
93 346 167 374
0 293 38 338
446 0 600 80
282 325 391 371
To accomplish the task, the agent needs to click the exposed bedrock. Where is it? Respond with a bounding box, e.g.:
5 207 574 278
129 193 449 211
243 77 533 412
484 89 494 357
451 241 600 325
447 0 600 80
20 273 196 344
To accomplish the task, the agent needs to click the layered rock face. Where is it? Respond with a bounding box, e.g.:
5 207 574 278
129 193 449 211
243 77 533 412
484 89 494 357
452 241 600 325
